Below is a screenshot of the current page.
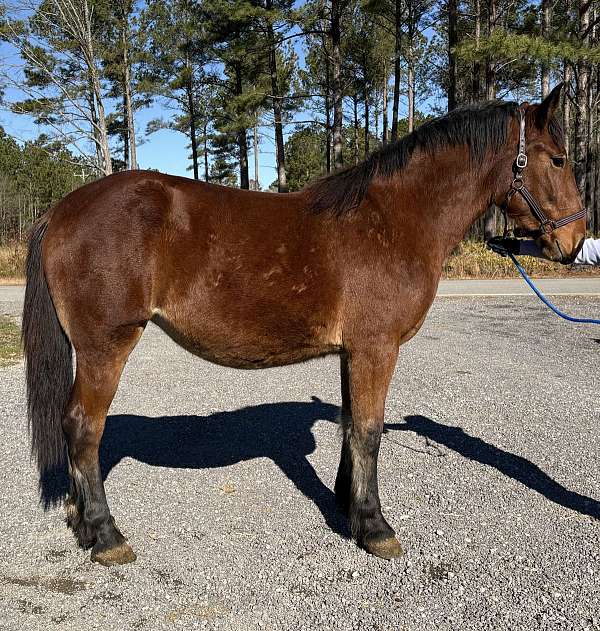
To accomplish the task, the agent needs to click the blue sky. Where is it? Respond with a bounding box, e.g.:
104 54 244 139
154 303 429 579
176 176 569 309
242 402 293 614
0 43 296 188
0 13 424 189
0 2 542 188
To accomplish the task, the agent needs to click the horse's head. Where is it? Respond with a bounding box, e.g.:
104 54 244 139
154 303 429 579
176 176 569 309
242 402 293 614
497 83 586 263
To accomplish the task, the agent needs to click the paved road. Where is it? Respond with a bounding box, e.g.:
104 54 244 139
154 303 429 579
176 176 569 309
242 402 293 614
438 277 600 296
0 287 599 630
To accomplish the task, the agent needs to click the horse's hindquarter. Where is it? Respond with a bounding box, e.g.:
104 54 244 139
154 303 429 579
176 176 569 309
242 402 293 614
152 180 344 368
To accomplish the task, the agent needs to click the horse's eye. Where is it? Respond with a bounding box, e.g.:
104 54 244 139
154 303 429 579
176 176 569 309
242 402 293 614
551 155 566 168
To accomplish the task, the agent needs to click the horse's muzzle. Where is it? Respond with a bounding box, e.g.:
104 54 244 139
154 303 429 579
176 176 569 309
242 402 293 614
539 234 585 264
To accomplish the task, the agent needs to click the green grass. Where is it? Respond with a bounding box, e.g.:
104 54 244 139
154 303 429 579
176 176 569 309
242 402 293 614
0 316 22 367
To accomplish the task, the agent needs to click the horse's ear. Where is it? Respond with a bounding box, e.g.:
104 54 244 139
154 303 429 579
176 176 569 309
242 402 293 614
535 83 564 129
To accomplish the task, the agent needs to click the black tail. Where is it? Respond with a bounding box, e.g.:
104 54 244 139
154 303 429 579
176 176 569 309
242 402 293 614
22 214 73 488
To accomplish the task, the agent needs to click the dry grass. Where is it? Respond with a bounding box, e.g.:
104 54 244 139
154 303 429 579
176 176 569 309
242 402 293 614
442 240 600 279
0 316 21 367
0 242 26 282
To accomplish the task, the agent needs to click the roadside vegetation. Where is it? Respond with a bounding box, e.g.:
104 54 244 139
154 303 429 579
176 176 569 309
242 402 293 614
442 241 600 279
0 242 26 283
0 316 21 368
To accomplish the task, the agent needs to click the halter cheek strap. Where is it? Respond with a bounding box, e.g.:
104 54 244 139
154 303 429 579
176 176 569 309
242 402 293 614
501 109 587 237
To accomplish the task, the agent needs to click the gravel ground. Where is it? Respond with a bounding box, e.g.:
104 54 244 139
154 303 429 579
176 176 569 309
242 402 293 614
0 289 599 631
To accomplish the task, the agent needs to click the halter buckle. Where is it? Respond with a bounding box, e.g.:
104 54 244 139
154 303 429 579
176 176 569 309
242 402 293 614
516 153 528 169
541 220 555 235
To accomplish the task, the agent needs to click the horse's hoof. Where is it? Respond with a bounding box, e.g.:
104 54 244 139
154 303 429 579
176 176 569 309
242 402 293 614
91 542 137 566
363 536 405 560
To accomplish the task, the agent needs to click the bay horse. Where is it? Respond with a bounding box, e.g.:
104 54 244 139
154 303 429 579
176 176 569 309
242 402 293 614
22 84 585 566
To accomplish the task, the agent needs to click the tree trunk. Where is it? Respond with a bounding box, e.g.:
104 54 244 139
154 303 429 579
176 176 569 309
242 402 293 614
238 128 250 189
595 66 600 234
186 81 199 180
540 0 551 99
483 0 498 248
447 0 457 111
121 10 137 169
203 122 209 182
392 0 401 137
595 110 600 234
86 86 103 171
353 93 359 164
563 62 572 157
407 63 415 133
364 88 370 157
584 67 594 212
324 47 332 173
234 63 250 189
374 87 379 144
485 0 497 100
331 0 343 170
324 44 332 174
265 0 287 192
80 1 111 176
122 91 129 169
90 69 112 175
574 0 590 202
253 120 260 190
472 0 481 102
382 66 388 145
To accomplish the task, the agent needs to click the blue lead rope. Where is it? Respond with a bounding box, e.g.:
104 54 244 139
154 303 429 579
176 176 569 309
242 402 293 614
507 251 600 325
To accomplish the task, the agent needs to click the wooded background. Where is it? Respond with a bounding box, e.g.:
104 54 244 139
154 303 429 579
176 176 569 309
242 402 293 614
0 0 598 243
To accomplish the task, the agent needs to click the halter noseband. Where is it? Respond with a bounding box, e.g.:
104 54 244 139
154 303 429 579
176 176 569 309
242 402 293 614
500 109 586 238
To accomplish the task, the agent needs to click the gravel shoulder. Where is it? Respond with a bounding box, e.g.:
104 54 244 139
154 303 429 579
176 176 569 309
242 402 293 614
0 289 599 631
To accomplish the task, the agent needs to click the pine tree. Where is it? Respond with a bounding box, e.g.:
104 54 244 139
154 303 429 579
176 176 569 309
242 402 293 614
143 0 209 179
4 0 114 175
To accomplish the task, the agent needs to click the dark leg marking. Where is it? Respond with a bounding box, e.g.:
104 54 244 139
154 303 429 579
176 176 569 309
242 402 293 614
344 344 404 559
335 354 352 516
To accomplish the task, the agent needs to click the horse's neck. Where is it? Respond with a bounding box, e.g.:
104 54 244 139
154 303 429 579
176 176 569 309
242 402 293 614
387 149 507 261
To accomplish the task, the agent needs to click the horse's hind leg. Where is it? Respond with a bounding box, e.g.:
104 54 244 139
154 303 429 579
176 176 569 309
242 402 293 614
63 326 143 566
336 342 404 559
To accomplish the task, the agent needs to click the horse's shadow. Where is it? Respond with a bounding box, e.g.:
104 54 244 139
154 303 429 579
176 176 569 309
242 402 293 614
40 402 600 529
100 396 349 535
386 415 600 520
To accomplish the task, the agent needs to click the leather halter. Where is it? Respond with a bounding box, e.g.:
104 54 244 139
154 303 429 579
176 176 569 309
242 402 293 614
501 109 587 237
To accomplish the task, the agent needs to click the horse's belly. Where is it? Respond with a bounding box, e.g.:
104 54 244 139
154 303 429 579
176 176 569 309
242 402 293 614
151 306 342 369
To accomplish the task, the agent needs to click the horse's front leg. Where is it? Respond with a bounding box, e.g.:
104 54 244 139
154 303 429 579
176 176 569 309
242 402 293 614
336 342 403 559
334 353 352 515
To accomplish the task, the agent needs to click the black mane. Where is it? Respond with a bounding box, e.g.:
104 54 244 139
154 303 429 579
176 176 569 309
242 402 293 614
306 100 519 215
